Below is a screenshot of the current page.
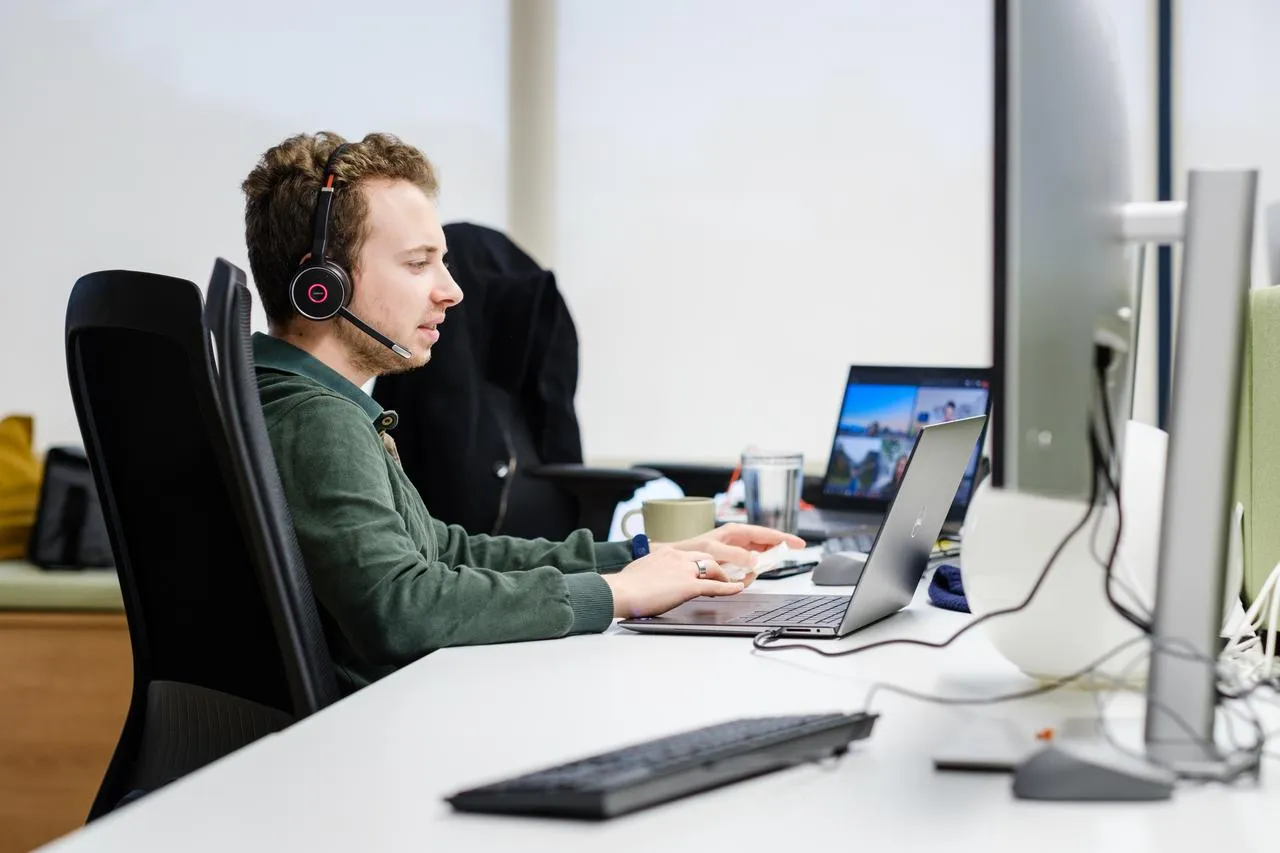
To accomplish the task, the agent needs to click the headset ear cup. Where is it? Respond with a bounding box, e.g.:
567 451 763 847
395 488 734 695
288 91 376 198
290 262 349 320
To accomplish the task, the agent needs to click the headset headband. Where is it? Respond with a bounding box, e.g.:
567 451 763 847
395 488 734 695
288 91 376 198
308 142 352 266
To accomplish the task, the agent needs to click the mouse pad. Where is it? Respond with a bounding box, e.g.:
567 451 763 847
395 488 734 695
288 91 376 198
931 719 1038 772
931 717 1107 772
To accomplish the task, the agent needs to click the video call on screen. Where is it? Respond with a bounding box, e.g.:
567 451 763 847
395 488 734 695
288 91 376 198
824 380 990 502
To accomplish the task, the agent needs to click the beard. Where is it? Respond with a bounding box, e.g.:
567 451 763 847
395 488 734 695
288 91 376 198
335 316 430 378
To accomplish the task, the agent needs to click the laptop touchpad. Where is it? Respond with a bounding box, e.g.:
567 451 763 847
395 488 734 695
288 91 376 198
653 594 782 625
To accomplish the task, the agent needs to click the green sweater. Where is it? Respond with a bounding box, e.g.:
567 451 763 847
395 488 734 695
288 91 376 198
252 333 629 692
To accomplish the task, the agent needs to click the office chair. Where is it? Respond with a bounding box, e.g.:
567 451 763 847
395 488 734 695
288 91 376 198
372 222 659 541
203 258 340 713
629 462 737 502
66 270 330 821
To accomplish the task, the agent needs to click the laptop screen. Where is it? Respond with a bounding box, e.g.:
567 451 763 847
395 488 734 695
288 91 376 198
821 366 992 518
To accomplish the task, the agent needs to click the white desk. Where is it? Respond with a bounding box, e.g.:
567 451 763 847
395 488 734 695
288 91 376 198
38 570 1278 853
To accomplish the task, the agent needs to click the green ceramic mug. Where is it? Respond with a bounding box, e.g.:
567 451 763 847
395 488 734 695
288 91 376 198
619 497 716 542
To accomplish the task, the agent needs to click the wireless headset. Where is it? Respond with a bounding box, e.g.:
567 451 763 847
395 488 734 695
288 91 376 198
289 143 412 359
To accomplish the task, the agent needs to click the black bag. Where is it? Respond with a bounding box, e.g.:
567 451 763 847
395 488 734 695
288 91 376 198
28 446 114 569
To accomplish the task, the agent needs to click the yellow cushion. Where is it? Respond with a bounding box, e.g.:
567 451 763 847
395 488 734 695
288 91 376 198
0 560 122 611
0 415 41 560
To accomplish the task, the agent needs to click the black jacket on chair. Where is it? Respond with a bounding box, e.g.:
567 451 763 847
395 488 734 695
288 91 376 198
373 223 656 541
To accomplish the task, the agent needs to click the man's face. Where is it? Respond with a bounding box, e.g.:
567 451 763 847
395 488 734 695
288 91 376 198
338 178 463 378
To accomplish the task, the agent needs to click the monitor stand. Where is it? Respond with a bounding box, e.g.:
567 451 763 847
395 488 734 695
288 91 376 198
1010 715 1259 801
933 717 1189 801
1011 737 1175 801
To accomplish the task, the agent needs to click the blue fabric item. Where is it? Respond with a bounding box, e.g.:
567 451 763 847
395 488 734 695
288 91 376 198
928 563 969 613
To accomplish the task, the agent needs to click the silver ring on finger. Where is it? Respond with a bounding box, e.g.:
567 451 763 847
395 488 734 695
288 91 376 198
695 559 708 577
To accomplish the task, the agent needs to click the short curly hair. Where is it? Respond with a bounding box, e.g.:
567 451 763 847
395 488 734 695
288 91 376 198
241 131 440 327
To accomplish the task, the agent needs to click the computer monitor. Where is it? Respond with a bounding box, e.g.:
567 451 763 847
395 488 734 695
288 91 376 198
977 0 1258 787
968 0 1143 688
820 366 991 519
990 0 1133 501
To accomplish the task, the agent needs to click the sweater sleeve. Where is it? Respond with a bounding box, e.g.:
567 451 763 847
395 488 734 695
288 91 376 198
431 523 634 576
270 394 614 667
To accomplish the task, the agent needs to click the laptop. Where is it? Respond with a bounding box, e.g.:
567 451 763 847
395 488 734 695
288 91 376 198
799 365 992 543
619 415 987 638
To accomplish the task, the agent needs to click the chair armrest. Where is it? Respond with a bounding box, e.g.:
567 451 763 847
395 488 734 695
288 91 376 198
526 465 663 540
630 462 735 499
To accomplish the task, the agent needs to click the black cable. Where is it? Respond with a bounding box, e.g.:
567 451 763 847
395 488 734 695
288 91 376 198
754 369 1134 660
1095 337 1273 737
1219 674 1280 702
1111 631 1269 782
1151 636 1274 771
858 632 1263 785
751 362 1268 778
1088 491 1113 573
752 438 1102 658
1088 428 1152 634
1094 345 1121 479
861 634 1146 711
1086 486 1150 621
857 631 1265 784
1087 368 1118 578
1092 353 1152 634
1095 347 1271 700
1216 694 1268 775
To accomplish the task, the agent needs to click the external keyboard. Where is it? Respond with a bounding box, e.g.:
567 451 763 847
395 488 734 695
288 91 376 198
446 712 878 819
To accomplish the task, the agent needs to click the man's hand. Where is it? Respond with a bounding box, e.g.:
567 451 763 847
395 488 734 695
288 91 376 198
603 549 745 619
657 523 808 573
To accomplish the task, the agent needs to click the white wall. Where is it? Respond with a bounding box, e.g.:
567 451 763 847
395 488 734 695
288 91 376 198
1176 0 1280 289
5 0 1160 466
1 0 509 451
552 0 1158 468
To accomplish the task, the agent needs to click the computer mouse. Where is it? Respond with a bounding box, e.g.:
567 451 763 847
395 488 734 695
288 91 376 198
812 552 868 586
1011 741 1175 801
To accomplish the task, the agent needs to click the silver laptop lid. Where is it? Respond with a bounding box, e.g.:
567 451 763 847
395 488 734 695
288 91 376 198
835 415 988 634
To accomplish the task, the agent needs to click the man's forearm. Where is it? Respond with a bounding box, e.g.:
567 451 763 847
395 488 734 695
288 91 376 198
438 519 631 576
328 558 613 665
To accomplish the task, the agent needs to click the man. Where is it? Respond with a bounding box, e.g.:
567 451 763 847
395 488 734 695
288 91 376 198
241 131 802 692
943 401 957 422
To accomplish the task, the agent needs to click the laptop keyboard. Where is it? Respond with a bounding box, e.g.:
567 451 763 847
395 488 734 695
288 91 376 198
741 594 848 627
823 529 959 559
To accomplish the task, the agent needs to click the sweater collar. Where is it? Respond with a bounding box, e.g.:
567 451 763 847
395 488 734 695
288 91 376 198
252 333 399 432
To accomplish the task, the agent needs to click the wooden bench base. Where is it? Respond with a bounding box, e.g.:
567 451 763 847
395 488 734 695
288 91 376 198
0 612 131 853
